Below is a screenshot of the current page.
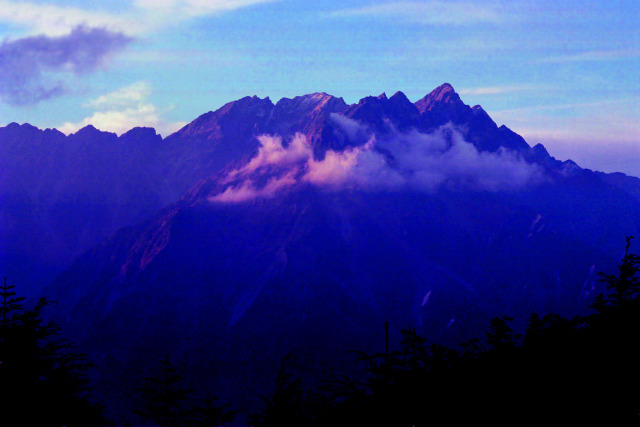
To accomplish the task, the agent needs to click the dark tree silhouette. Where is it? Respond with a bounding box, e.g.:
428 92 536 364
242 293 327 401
0 277 105 426
485 316 520 350
309 238 640 426
188 393 236 427
136 354 236 426
250 354 312 427
592 235 640 312
136 354 192 427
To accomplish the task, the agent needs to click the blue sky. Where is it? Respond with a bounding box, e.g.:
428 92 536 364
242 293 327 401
0 0 638 175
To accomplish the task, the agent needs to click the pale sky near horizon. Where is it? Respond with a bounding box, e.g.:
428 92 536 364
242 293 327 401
0 0 638 175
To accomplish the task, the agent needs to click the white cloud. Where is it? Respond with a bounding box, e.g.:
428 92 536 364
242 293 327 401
134 0 277 17
211 169 299 203
0 1 138 36
0 0 277 36
210 121 546 203
88 81 151 109
533 48 640 64
59 81 186 137
329 1 505 25
459 84 544 96
237 134 314 176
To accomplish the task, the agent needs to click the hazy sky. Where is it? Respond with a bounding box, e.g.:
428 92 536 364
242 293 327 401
0 0 638 175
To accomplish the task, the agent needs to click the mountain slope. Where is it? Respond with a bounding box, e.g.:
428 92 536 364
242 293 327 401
50 184 620 422
4 83 583 295
25 84 640 422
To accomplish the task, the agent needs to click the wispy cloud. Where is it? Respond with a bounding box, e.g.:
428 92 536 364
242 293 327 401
489 97 640 175
59 81 186 137
0 26 131 105
134 0 278 17
491 98 635 115
521 129 640 177
328 1 505 25
0 1 136 36
118 48 248 65
459 84 545 96
534 48 640 64
0 0 277 36
490 98 640 145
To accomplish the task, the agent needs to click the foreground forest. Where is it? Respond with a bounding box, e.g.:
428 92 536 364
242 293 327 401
2 237 640 426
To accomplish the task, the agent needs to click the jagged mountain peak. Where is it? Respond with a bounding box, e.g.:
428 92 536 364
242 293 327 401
119 127 161 143
172 95 275 140
531 143 550 157
1 122 44 135
470 104 497 128
43 128 66 138
70 125 118 141
0 122 60 146
73 124 101 136
9 122 38 130
266 92 348 147
415 82 463 114
390 91 410 102
78 124 99 132
432 82 456 95
217 94 274 115
356 94 384 105
387 91 421 124
274 92 346 113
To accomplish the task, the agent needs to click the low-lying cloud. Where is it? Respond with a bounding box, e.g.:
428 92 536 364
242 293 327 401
210 118 546 203
213 169 300 203
0 26 131 105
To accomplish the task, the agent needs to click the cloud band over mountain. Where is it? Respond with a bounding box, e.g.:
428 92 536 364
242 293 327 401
210 118 546 203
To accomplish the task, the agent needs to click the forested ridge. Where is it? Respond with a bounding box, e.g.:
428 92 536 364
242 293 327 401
3 238 640 426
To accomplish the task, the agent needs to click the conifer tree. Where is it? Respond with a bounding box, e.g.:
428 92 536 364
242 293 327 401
592 236 640 312
188 393 236 427
250 354 309 427
136 354 192 427
0 278 104 426
485 316 520 350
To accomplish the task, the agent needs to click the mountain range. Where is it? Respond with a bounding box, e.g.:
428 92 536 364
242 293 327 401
2 83 640 421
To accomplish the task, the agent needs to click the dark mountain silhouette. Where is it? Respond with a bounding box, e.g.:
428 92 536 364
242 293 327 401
0 96 272 294
0 84 628 421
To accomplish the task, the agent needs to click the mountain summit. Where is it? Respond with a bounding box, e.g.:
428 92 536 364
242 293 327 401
416 82 460 112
